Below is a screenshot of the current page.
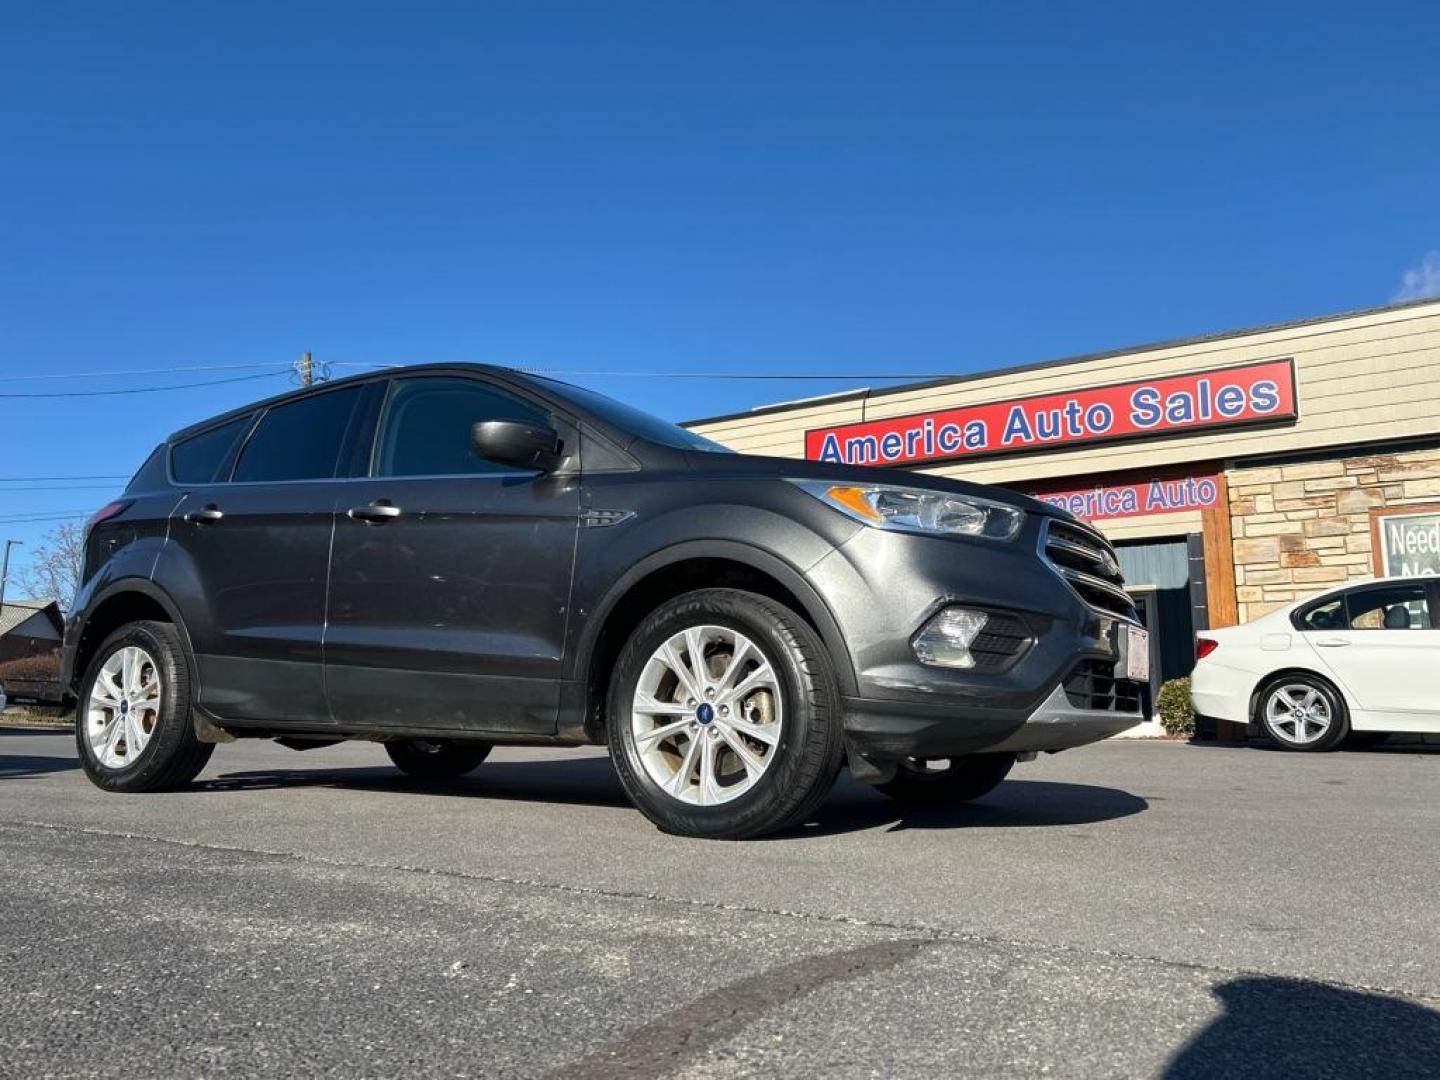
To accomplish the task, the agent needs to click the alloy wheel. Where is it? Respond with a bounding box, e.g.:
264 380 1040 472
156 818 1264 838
85 646 162 770
629 624 783 805
1264 683 1332 745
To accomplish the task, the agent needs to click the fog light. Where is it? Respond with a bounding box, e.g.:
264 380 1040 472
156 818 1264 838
912 607 988 668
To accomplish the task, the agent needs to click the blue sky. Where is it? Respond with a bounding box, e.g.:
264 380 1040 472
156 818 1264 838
2 1 1438 587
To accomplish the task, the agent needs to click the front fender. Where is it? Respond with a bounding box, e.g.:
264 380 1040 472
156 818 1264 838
571 523 857 699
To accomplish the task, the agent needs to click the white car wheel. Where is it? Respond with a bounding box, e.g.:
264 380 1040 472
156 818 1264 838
1256 675 1348 752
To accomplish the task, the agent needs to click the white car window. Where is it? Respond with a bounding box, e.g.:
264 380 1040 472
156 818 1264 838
1299 597 1346 631
1343 585 1431 631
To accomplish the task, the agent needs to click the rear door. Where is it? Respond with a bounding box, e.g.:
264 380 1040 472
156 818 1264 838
168 384 369 724
1301 581 1440 715
323 374 580 734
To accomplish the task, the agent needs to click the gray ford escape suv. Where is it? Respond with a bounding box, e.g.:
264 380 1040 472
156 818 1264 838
63 364 1145 839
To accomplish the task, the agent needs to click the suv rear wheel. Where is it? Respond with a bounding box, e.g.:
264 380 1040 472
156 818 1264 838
875 753 1016 805
76 620 214 791
385 739 491 778
608 588 843 839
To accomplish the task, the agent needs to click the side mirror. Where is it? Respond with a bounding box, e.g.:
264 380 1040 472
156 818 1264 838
471 419 563 472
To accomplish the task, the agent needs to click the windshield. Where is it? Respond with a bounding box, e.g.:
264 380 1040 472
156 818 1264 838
537 378 734 453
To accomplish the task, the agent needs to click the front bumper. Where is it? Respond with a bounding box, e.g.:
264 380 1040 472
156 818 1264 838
809 518 1144 779
841 673 1142 779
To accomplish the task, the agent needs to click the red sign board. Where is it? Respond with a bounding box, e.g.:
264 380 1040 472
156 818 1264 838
1028 474 1220 522
805 358 1298 467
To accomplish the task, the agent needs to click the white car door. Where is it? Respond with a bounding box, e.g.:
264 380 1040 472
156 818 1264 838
1301 581 1439 715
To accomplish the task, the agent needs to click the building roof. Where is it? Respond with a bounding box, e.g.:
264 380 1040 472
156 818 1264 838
0 600 62 638
684 295 1440 427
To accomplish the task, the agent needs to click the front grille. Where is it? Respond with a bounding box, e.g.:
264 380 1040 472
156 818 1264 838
968 611 1032 672
1063 659 1143 713
1041 518 1139 622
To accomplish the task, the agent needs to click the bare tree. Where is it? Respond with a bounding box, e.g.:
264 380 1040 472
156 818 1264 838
13 522 85 608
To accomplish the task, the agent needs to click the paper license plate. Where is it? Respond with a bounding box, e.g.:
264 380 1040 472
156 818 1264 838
1124 624 1150 682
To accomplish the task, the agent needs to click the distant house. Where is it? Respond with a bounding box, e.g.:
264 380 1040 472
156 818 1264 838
0 600 65 702
0 599 62 660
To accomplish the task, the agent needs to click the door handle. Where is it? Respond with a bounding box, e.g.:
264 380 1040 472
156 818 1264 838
184 506 224 524
348 502 402 523
1313 638 1351 648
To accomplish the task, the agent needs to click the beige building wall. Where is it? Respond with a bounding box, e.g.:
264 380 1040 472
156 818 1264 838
1228 448 1440 622
689 299 1440 502
688 298 1440 637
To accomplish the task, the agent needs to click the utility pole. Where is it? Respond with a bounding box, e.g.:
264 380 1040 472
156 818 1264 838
298 350 314 387
0 539 21 611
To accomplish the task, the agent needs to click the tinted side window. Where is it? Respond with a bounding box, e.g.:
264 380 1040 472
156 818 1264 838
171 417 251 484
233 387 363 483
374 377 550 477
1344 584 1432 630
1299 597 1345 631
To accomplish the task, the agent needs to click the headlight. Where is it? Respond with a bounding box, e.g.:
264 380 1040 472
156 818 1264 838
791 480 1023 541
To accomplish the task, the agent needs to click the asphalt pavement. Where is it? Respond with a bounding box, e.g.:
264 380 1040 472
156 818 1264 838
2 725 1438 1078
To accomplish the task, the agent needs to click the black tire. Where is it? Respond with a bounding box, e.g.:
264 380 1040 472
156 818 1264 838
385 739 491 778
75 620 215 792
607 588 844 840
874 753 1016 805
1253 673 1350 752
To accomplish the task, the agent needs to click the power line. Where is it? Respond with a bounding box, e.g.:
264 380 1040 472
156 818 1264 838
0 475 130 482
0 361 288 382
0 484 124 491
7 304 1438 388
0 512 93 524
0 369 289 399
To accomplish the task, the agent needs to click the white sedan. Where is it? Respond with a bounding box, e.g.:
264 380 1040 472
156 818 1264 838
1191 575 1439 751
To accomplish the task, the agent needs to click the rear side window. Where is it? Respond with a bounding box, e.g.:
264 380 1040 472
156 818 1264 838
373 377 550 477
1298 597 1346 631
170 417 250 484
1344 584 1432 630
233 386 363 483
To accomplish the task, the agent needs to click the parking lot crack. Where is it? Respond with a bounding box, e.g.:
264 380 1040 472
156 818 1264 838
549 939 942 1079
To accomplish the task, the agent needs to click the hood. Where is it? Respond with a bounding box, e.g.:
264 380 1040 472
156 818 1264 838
685 450 1076 520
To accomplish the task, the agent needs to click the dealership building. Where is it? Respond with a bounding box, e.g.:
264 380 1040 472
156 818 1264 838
687 298 1440 730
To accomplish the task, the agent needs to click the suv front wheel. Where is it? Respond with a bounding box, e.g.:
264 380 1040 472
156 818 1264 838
608 588 843 840
76 620 214 791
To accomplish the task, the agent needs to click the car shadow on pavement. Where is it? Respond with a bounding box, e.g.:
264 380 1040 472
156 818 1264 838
201 756 636 808
0 753 80 779
200 758 1147 836
778 778 1148 838
1165 976 1440 1079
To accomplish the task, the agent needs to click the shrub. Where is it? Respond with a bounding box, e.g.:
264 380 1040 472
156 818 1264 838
0 650 61 682
1157 677 1196 737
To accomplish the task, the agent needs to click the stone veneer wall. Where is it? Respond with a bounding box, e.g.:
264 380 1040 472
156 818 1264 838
1227 447 1440 622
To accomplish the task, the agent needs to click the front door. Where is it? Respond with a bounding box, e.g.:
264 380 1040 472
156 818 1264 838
1304 581 1439 716
168 384 367 724
323 375 580 734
